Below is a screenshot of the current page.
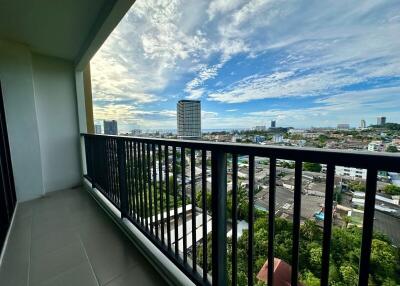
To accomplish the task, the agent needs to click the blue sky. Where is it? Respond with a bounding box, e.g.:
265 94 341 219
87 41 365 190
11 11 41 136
91 0 400 132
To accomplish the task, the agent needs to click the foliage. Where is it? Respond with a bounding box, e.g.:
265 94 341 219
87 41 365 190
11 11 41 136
281 161 295 169
347 181 366 192
303 162 322 172
318 134 329 143
196 215 400 286
371 123 400 131
386 145 398 152
382 184 400 196
333 187 342 203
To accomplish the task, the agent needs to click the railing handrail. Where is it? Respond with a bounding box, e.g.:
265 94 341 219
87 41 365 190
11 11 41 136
81 133 400 172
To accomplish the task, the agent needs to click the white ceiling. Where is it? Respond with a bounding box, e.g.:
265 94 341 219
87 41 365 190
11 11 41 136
0 0 113 61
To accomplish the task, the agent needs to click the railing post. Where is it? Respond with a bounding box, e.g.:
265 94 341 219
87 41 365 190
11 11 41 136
211 149 227 285
117 138 128 218
358 168 378 286
89 136 96 189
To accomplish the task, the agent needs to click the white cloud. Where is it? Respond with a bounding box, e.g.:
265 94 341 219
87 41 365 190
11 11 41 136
247 86 400 127
91 0 400 130
208 68 365 103
202 110 218 119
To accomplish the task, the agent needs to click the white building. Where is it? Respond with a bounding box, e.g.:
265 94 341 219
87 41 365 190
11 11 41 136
360 119 366 129
368 141 385 152
322 165 367 179
272 134 283 143
288 129 305 135
377 116 386 126
95 124 102 134
177 100 201 139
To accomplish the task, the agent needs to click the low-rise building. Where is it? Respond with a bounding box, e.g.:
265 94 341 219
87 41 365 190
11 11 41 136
368 141 385 152
272 134 283 143
322 164 367 179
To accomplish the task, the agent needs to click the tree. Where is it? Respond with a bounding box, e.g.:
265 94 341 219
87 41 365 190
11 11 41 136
382 184 400 196
386 145 398 152
339 264 358 286
303 162 322 172
348 181 365 192
300 271 320 286
370 239 398 284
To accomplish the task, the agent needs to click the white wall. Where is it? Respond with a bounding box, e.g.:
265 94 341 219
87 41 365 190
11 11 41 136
0 40 45 201
0 40 82 201
33 54 81 193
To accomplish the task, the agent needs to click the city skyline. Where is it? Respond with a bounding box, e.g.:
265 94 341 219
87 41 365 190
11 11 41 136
91 0 400 133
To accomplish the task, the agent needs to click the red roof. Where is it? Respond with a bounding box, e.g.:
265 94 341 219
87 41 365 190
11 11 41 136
256 258 293 286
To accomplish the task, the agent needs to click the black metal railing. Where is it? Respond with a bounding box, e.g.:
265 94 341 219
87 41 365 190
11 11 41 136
0 83 17 254
82 133 400 286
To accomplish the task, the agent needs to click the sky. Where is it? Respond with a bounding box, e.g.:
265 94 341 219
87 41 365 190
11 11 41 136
91 0 400 133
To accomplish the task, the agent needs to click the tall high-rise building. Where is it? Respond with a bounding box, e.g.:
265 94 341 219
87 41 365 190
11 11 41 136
103 120 118 135
271 120 276 128
95 124 102 134
377 116 386 126
177 100 201 139
360 119 366 129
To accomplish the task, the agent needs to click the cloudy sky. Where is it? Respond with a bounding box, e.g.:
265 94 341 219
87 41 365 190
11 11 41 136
91 0 400 132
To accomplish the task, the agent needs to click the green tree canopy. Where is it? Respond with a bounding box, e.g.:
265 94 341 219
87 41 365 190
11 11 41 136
386 145 398 152
382 184 400 196
303 162 322 172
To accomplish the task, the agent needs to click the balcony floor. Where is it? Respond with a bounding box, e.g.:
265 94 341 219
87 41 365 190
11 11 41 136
0 187 165 286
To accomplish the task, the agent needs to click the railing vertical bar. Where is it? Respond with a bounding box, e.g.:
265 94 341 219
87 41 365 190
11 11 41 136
358 168 378 286
90 137 95 182
232 153 238 286
181 147 187 264
211 150 227 286
113 139 117 203
130 141 136 219
191 148 197 272
117 138 128 218
107 139 112 199
126 141 131 215
138 142 144 226
165 146 172 250
142 142 149 230
268 157 276 286
248 155 255 286
104 138 108 195
152 144 158 239
291 160 302 286
201 150 208 282
321 163 335 286
147 143 153 235
159 144 165 244
134 141 140 224
110 139 115 202
173 147 179 257
128 141 134 216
